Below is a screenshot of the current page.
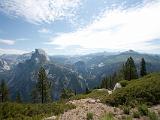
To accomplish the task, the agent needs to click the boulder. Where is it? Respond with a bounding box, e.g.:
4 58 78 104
44 115 56 120
87 99 96 104
108 90 113 95
113 83 122 91
96 99 100 103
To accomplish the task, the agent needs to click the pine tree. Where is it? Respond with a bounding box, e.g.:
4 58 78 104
37 67 51 103
124 57 138 80
74 89 77 96
117 65 125 80
111 72 118 89
108 76 112 89
140 58 147 77
0 79 9 102
60 88 74 99
104 77 108 89
100 73 119 90
100 78 106 88
15 91 22 103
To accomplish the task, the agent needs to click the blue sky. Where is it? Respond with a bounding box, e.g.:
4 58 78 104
0 0 160 55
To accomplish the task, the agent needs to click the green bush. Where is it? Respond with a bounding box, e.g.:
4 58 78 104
132 111 140 118
148 111 159 120
71 89 108 103
100 113 114 120
138 104 148 116
129 100 139 108
125 116 132 120
122 106 130 114
106 73 160 106
60 88 75 99
119 80 128 87
87 112 93 120
0 102 75 120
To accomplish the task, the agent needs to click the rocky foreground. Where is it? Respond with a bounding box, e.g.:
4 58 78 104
45 98 160 120
60 98 118 120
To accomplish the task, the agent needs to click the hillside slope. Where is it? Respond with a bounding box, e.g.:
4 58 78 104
107 73 160 106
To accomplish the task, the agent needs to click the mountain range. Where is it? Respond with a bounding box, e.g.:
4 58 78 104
0 49 160 101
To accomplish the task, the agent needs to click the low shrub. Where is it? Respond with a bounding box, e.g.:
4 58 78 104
138 104 148 116
60 88 75 99
120 115 132 120
87 112 93 120
71 89 108 103
0 102 75 120
125 116 132 120
132 111 140 118
119 80 128 87
122 106 130 114
106 73 160 106
148 111 159 120
100 113 114 120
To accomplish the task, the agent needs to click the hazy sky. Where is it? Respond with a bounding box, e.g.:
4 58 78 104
0 0 160 55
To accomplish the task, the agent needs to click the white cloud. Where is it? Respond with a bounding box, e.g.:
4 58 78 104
16 38 30 41
0 39 15 45
38 28 51 34
0 0 81 24
47 1 160 53
0 48 28 54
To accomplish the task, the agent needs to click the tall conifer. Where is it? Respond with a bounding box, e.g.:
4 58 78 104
124 57 138 80
0 79 9 102
37 67 51 103
140 58 147 77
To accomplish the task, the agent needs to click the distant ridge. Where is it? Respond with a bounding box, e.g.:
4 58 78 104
0 49 160 101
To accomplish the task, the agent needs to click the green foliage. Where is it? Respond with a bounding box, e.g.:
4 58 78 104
119 80 128 87
132 111 140 118
148 111 159 120
123 57 138 81
138 104 149 116
100 113 114 120
125 116 132 120
86 112 93 120
140 58 147 77
122 106 130 114
60 88 75 99
0 102 75 120
106 73 160 106
100 77 113 89
100 72 122 90
0 79 9 102
101 78 107 89
71 89 108 103
37 67 51 103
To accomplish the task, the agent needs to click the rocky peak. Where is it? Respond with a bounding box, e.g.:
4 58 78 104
35 49 46 55
121 50 139 55
31 49 49 64
127 49 137 53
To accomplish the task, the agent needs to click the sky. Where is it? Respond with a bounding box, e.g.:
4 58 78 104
0 0 160 55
